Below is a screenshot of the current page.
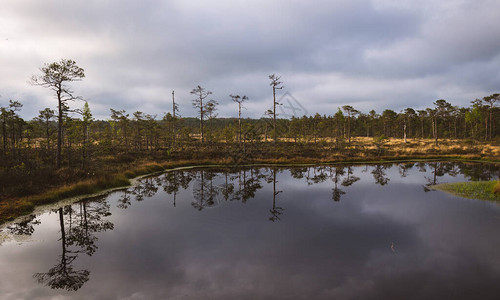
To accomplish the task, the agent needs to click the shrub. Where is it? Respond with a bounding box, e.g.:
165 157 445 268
494 181 500 195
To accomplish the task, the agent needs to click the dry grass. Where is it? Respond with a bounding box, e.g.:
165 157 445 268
0 158 237 224
1 138 498 224
24 175 130 206
345 137 500 159
0 175 131 223
273 137 500 159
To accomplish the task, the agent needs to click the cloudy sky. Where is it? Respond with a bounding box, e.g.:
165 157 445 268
1 0 499 119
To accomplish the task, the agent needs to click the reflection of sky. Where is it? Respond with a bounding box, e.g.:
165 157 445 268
0 163 500 299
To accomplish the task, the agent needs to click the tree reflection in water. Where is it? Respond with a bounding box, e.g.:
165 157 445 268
220 170 235 201
117 190 132 209
33 197 114 291
372 164 390 186
122 162 497 212
1 161 496 294
161 170 194 207
237 168 265 203
7 214 41 236
146 162 496 209
398 162 415 178
268 168 283 222
133 177 158 201
422 162 459 192
342 166 360 187
306 166 329 185
192 170 217 210
331 166 346 202
423 162 444 192
459 162 498 181
2 161 495 294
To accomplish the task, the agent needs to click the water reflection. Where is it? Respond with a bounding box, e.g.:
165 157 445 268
116 161 498 214
111 162 500 212
398 162 414 177
372 164 390 185
422 162 463 191
192 170 218 210
161 170 194 207
342 166 361 187
33 197 113 291
133 177 158 201
1 161 499 297
269 168 283 222
7 214 40 236
331 166 346 201
237 168 265 203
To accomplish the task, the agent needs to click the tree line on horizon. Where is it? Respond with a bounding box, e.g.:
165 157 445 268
1 59 499 174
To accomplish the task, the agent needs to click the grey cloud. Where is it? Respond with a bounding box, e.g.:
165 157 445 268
364 1 500 77
0 0 499 119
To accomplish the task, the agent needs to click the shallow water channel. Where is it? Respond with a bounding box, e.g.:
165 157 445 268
0 162 499 299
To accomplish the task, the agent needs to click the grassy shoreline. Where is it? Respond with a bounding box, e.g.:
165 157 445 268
1 154 499 225
432 181 500 201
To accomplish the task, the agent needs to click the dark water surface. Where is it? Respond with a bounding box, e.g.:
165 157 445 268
1 162 499 299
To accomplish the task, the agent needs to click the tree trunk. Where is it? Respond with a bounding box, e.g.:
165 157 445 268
238 103 242 144
172 90 176 146
454 117 457 139
46 119 50 151
57 88 63 169
200 95 204 143
347 115 351 143
2 117 6 156
489 107 493 141
273 87 277 144
464 118 467 139
485 117 488 141
403 123 407 143
434 117 438 146
421 119 424 139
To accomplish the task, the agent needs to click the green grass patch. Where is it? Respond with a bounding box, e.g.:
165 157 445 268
433 181 500 201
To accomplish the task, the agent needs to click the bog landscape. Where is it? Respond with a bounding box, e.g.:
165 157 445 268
1 1 500 299
1 62 499 222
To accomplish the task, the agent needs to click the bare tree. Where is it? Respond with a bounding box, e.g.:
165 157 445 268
230 94 248 143
191 85 212 143
31 59 85 168
269 74 283 144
